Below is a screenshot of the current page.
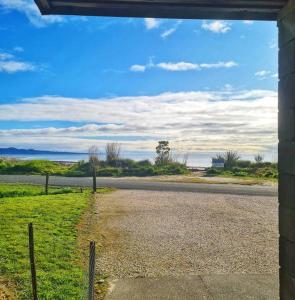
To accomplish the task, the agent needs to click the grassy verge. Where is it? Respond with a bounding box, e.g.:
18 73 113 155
213 174 277 184
0 183 82 198
0 183 111 299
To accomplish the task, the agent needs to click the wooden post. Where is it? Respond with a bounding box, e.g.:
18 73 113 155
28 223 38 300
88 241 96 300
92 169 96 193
45 174 49 195
278 1 295 298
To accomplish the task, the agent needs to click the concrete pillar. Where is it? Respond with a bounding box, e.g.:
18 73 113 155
279 1 295 298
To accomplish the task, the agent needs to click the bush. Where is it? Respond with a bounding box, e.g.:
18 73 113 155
137 160 152 167
96 167 121 177
0 160 67 175
236 160 252 168
254 167 278 179
0 158 189 177
206 168 222 176
121 166 155 177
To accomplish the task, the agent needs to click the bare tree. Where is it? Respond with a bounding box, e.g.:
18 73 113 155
105 143 121 166
88 146 99 192
223 150 240 169
212 153 224 161
254 154 264 163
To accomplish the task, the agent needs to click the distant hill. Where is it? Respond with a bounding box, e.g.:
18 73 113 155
0 147 85 155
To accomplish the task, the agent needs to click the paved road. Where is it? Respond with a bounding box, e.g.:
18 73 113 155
0 175 277 196
96 190 278 299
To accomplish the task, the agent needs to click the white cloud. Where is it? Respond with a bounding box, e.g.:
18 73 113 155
156 62 198 71
0 0 64 27
0 90 277 154
130 64 146 72
243 20 254 25
269 41 277 49
199 61 238 69
255 70 271 77
255 70 277 80
161 28 176 39
160 20 182 39
202 21 231 33
14 46 24 52
131 60 238 72
0 61 35 73
0 52 14 60
144 18 159 30
0 51 35 73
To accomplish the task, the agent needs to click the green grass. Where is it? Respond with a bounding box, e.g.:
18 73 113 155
215 173 278 183
0 183 104 299
0 183 82 198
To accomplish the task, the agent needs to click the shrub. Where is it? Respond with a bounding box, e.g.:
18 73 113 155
236 160 252 168
0 160 67 175
206 168 222 176
96 167 121 177
121 166 155 177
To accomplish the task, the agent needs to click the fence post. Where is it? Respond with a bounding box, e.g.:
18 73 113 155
28 223 38 300
45 174 49 195
88 241 96 300
92 169 96 193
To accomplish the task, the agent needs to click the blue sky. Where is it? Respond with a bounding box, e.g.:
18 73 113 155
0 0 278 164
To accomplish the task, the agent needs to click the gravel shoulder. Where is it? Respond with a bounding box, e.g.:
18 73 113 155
96 190 278 279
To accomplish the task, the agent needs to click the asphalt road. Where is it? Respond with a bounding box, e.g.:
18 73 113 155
0 175 277 196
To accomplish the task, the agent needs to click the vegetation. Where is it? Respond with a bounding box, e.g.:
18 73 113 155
105 143 121 167
0 184 89 299
0 141 189 177
0 158 188 177
0 183 77 198
0 183 112 299
0 159 69 175
207 151 277 180
155 141 172 166
88 145 100 192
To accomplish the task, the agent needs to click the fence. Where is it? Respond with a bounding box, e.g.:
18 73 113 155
27 223 96 300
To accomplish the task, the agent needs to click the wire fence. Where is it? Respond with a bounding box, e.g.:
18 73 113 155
0 184 97 300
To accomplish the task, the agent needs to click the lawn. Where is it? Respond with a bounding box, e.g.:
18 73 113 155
0 183 107 299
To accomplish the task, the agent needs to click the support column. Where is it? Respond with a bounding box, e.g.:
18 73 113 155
279 1 295 298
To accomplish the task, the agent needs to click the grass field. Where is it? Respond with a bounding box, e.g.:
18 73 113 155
0 183 110 299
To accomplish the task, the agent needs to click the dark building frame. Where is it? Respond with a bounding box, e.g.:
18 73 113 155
34 0 295 298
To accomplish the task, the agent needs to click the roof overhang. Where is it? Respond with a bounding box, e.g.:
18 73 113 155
35 0 286 21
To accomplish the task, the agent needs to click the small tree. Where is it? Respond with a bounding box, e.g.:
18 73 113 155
254 154 264 163
105 143 121 166
212 153 224 161
89 146 99 192
223 150 240 170
155 141 171 166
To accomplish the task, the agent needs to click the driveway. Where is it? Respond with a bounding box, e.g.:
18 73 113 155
95 190 279 299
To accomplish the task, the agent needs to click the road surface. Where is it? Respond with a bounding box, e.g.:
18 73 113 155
0 175 277 196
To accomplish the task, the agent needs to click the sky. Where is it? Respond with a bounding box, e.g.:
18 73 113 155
0 0 278 164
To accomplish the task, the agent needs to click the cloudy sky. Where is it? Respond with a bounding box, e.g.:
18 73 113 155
0 1 278 164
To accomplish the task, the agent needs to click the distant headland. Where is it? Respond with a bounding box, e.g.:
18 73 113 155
0 147 85 156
